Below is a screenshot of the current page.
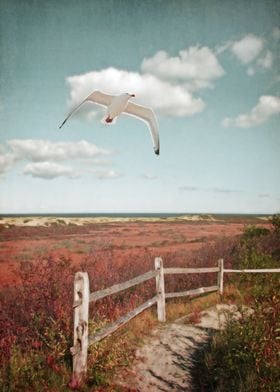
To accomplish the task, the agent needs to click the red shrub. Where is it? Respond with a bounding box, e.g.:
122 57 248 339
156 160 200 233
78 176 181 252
0 256 75 365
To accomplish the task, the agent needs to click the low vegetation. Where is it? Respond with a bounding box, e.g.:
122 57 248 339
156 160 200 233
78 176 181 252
195 215 280 392
0 215 279 390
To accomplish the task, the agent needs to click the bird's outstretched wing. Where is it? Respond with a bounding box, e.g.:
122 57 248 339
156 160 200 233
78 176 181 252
87 90 114 106
124 102 160 155
59 90 114 129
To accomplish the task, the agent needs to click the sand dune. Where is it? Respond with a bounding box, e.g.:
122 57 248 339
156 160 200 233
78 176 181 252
0 215 219 227
0 214 270 227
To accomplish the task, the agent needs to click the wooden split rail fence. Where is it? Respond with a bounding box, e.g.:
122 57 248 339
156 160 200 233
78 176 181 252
70 257 280 384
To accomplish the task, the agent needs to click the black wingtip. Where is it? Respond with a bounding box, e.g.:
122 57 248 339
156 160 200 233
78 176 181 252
59 120 66 129
154 149 160 155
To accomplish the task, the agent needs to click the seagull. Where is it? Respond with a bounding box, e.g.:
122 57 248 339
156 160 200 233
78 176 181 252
59 91 160 155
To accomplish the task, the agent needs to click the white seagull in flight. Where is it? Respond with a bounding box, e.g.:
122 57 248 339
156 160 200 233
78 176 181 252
59 91 160 155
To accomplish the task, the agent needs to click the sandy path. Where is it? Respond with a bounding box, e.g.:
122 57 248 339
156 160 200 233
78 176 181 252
116 304 252 391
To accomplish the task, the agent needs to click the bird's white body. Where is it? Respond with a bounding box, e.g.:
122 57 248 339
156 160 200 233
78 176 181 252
59 90 160 155
107 93 131 119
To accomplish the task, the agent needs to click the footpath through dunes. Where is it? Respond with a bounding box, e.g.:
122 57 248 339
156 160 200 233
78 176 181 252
115 304 253 392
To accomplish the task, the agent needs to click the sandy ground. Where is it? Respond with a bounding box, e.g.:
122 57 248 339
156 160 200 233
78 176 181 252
115 304 253 391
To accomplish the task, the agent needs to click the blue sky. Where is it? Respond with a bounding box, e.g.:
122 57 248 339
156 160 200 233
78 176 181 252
0 0 279 214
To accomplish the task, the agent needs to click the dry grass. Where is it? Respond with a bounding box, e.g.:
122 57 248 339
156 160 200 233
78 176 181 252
165 292 220 322
222 284 244 304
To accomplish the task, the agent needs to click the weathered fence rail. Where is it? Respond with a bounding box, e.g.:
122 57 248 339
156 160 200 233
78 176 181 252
88 296 158 346
70 257 280 385
89 269 157 303
224 268 280 273
165 285 219 299
164 267 219 274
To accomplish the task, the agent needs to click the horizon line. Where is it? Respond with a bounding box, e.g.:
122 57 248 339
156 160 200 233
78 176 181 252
0 211 276 216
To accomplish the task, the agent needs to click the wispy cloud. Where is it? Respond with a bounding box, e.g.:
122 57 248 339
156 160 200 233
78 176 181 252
257 50 273 70
222 95 280 128
258 193 270 198
179 186 200 191
0 139 117 180
141 173 158 180
179 185 240 194
217 33 274 76
208 187 240 194
247 50 273 76
23 161 79 180
8 139 112 162
0 149 16 175
91 169 122 180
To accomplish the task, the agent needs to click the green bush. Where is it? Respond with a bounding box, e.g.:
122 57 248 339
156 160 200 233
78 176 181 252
240 225 270 244
200 291 280 392
271 213 280 233
196 225 280 392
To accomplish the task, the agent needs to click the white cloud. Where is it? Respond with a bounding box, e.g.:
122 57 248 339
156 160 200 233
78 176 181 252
141 46 225 90
23 161 79 180
66 67 205 117
7 139 112 162
218 34 274 76
230 34 264 64
222 95 280 128
91 169 122 179
257 50 273 70
0 139 116 179
0 152 16 175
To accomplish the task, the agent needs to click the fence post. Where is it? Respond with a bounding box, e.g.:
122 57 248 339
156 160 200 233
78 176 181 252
70 272 90 387
218 259 224 296
155 257 166 322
